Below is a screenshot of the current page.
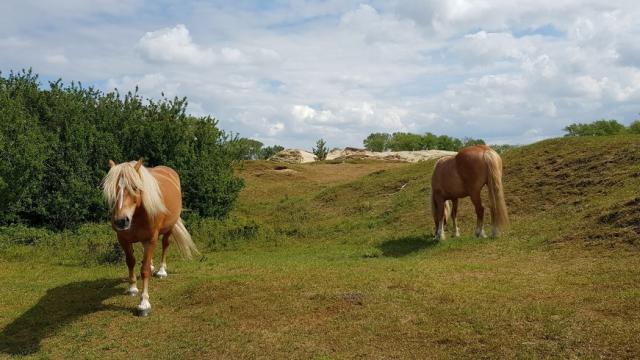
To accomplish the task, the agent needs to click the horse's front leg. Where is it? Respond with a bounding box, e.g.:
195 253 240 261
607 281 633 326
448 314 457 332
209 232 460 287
137 232 158 316
119 239 138 296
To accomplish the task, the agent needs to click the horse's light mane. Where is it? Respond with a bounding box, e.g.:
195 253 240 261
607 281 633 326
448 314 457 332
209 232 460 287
102 162 167 217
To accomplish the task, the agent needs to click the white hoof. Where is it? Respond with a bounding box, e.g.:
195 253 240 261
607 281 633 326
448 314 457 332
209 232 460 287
155 267 167 278
476 231 487 238
454 228 460 238
126 287 139 296
136 299 151 317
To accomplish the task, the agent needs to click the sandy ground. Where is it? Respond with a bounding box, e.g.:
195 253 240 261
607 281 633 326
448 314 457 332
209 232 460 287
270 147 456 163
326 147 456 162
269 149 317 163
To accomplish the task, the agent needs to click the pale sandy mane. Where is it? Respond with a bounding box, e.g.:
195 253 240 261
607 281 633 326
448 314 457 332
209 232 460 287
102 162 167 217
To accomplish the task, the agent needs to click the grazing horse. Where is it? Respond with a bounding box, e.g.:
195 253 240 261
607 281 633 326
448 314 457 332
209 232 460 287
102 159 198 316
431 145 508 240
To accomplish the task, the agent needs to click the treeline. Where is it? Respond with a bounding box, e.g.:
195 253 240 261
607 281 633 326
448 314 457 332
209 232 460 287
0 70 244 229
563 119 640 137
226 138 284 160
363 132 485 152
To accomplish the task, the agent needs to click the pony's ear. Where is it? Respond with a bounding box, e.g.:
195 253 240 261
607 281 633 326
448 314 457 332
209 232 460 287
108 160 116 168
134 158 144 171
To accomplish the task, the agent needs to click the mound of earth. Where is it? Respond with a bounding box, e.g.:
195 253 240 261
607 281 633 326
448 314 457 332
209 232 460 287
326 147 456 162
269 149 317 163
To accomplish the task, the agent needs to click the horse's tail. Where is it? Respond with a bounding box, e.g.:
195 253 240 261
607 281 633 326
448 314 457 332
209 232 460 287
171 218 199 259
483 149 509 233
443 200 452 225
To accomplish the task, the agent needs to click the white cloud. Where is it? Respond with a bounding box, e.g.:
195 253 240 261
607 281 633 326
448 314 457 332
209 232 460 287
138 24 215 66
45 54 68 65
2 1 640 148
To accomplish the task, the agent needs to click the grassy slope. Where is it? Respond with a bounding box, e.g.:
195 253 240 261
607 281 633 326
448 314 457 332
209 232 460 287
1 136 639 359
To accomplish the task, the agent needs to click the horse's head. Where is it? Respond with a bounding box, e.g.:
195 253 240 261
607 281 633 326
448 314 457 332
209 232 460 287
105 158 144 231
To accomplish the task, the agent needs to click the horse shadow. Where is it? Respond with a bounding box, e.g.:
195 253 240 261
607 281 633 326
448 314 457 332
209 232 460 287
0 278 126 356
377 234 439 257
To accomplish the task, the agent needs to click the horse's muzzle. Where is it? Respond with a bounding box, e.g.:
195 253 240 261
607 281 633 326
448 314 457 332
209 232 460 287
114 217 131 230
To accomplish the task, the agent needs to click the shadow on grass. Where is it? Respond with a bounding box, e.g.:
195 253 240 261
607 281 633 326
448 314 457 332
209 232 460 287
0 278 126 356
378 234 438 257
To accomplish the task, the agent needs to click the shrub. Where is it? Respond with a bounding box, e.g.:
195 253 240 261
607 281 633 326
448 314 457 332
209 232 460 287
313 138 329 160
563 119 626 136
0 69 243 229
363 133 390 152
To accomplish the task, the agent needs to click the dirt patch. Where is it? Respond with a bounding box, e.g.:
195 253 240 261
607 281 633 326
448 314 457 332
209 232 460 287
269 149 317 163
327 147 456 163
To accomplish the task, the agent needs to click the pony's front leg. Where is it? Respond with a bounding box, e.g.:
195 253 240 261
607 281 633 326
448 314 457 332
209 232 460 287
119 239 138 296
433 197 447 240
137 234 158 316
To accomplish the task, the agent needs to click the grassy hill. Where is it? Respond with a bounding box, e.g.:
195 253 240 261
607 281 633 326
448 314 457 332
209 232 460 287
0 136 639 358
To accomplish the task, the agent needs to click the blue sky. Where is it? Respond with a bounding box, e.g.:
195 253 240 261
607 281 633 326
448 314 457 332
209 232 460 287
1 0 639 149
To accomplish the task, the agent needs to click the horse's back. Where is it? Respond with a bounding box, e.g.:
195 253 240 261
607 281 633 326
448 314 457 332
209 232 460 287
432 155 466 199
149 166 182 232
455 145 493 187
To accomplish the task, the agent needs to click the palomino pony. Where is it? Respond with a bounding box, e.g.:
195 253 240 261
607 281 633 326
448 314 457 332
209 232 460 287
102 159 198 316
431 145 508 240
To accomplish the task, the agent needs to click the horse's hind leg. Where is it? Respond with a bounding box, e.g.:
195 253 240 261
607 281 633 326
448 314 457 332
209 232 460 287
155 232 170 278
120 240 138 296
470 191 487 238
451 199 460 237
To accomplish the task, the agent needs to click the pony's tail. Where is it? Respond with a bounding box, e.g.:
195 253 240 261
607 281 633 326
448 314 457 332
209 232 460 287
483 149 509 233
171 218 199 259
443 200 452 225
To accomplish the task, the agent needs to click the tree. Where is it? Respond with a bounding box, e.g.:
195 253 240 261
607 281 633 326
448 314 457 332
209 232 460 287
0 70 244 229
462 137 486 147
628 120 640 134
259 145 285 160
363 133 390 152
421 132 439 150
436 135 463 151
563 119 626 136
387 132 424 151
226 137 263 160
313 138 329 160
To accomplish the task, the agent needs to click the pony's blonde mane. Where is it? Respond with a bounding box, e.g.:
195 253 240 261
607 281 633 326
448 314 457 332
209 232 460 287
102 162 167 217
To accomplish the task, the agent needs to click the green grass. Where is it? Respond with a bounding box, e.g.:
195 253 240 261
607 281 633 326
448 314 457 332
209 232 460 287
1 136 639 359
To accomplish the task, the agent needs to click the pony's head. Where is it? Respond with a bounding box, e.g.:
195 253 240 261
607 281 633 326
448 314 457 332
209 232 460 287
102 158 166 231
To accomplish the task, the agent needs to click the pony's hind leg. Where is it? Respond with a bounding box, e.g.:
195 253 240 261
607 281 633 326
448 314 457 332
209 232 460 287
470 192 487 238
120 240 138 296
155 232 170 278
451 199 460 237
490 202 498 238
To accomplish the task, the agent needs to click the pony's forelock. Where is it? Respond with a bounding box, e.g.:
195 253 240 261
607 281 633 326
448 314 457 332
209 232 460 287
102 162 167 217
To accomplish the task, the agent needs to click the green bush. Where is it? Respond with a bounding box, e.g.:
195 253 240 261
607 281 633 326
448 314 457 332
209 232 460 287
563 119 626 136
313 138 329 160
0 69 243 229
363 131 482 152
